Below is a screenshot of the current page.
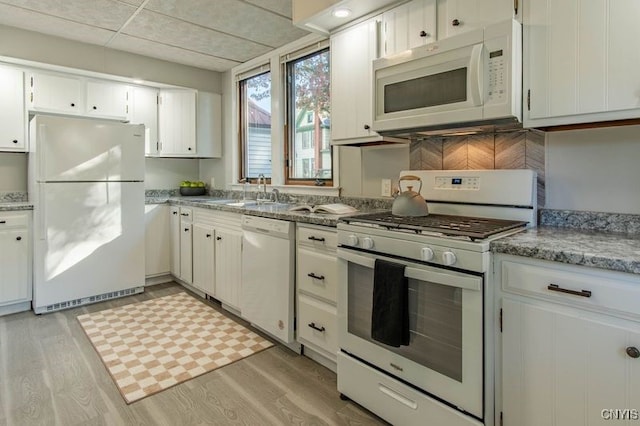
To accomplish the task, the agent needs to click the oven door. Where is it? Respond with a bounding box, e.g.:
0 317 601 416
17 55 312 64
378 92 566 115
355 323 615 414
337 247 484 419
372 29 484 133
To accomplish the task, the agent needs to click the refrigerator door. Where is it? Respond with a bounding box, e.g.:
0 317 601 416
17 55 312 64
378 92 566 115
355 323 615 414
33 181 145 312
30 115 144 182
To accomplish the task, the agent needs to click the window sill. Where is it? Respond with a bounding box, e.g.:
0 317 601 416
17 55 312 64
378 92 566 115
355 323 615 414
229 183 340 197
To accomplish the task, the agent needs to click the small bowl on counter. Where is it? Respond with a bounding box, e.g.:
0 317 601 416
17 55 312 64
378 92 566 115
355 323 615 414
179 186 207 196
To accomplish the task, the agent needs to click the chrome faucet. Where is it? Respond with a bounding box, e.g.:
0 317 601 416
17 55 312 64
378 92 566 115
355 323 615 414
257 174 268 202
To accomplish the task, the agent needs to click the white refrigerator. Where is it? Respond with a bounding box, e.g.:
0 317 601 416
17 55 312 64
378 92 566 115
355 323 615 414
29 115 146 314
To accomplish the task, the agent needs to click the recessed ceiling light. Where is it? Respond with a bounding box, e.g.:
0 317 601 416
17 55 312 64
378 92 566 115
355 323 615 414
332 8 352 18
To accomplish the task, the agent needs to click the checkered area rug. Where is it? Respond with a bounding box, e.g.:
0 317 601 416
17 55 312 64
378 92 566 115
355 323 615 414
77 292 273 404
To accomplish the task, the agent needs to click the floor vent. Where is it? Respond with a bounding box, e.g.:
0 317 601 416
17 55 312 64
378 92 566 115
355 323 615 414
42 286 144 313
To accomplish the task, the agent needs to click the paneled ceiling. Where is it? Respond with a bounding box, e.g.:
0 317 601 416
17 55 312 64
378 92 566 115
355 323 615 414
0 0 310 72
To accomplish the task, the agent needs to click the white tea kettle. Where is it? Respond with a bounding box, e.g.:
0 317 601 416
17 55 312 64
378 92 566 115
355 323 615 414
391 175 429 217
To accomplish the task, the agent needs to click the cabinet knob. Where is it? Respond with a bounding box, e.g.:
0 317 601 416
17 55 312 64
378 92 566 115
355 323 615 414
419 30 428 37
452 19 461 26
70 103 76 107
364 124 370 130
12 139 18 144
188 147 192 151
206 234 212 238
216 236 222 241
16 236 22 241
92 106 97 110
184 228 190 232
626 347 640 359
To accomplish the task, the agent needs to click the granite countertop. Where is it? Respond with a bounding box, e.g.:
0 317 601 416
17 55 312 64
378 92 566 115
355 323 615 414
491 226 640 275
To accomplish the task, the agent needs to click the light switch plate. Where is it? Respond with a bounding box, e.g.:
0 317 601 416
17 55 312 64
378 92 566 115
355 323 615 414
381 178 392 196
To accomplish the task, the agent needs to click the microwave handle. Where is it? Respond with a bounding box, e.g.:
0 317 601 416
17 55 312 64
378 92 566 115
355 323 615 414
338 248 481 292
469 44 483 106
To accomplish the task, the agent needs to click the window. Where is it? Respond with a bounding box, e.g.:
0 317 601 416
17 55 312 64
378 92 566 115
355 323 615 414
239 71 271 179
286 48 332 184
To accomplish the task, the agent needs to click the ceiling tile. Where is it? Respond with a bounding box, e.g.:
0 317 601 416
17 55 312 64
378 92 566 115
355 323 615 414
121 9 272 62
108 33 241 71
243 0 292 18
0 0 137 31
0 3 115 45
143 0 308 48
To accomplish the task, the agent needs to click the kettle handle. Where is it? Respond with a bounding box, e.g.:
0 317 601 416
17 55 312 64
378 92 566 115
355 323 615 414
398 175 423 193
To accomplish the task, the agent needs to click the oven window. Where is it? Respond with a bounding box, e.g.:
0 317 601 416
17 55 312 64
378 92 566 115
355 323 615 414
384 68 467 113
348 263 463 382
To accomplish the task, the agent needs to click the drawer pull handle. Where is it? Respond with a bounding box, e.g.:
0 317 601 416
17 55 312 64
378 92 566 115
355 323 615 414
0 220 5 224
627 347 640 359
547 283 591 298
180 213 189 217
308 236 325 242
308 322 325 332
307 272 325 280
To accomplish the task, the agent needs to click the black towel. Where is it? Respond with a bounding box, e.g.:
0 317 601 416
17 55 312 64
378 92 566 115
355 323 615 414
371 259 410 347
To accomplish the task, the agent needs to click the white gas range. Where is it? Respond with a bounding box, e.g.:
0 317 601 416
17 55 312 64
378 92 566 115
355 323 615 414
335 169 537 426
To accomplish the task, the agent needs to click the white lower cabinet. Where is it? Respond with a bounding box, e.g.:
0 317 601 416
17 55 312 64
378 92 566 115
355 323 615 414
0 211 32 315
496 254 640 426
296 224 338 368
169 206 193 283
192 223 215 295
144 204 170 278
214 226 242 310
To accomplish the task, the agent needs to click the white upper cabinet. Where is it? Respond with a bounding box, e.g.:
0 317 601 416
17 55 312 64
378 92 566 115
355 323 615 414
524 0 640 127
85 79 129 120
28 71 84 115
195 91 222 158
331 17 382 143
158 89 197 156
381 0 437 57
436 0 517 39
0 65 26 152
128 86 159 156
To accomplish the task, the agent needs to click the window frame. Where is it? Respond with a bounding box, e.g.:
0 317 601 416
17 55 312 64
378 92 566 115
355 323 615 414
283 47 333 186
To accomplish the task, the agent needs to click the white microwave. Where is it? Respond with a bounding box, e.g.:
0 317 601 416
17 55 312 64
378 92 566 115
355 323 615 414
372 20 522 134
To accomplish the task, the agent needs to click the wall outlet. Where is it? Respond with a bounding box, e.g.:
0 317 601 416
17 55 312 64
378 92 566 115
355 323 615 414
381 178 392 197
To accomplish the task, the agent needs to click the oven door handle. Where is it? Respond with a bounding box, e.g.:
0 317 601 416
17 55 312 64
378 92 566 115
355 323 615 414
337 248 481 292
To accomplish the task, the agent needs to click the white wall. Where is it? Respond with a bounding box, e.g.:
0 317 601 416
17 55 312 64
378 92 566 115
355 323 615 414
546 125 640 214
145 158 200 190
0 25 222 92
0 153 27 192
340 144 410 197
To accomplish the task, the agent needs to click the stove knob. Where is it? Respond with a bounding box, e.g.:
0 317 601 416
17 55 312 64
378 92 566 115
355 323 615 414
442 251 457 266
347 234 359 246
421 247 434 261
362 237 374 250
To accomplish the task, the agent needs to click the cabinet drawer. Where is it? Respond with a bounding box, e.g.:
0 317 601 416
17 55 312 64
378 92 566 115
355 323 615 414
297 226 337 250
0 213 28 229
500 256 640 319
297 247 338 303
297 294 338 357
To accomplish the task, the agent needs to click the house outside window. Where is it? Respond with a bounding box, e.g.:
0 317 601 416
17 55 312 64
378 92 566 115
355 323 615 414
239 71 271 179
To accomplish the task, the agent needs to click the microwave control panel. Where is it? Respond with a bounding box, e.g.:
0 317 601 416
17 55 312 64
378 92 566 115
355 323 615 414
434 176 479 190
487 49 505 102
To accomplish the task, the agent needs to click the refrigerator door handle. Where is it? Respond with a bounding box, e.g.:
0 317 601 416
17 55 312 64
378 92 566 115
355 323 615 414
38 185 47 240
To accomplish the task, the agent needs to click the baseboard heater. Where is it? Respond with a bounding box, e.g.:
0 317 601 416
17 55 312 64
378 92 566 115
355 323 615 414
35 286 145 314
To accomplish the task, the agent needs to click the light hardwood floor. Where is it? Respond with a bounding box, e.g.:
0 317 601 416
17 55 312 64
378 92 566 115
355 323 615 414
0 283 387 426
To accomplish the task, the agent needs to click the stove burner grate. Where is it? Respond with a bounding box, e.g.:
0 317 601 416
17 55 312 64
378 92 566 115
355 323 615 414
341 212 528 240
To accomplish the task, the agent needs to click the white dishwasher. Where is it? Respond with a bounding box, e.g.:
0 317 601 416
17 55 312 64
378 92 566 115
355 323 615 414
241 215 296 345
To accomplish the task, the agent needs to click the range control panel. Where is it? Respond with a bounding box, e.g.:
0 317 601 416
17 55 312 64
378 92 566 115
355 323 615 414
434 176 480 190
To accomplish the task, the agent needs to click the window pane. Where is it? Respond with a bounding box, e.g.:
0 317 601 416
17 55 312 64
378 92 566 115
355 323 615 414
288 49 331 180
241 72 271 178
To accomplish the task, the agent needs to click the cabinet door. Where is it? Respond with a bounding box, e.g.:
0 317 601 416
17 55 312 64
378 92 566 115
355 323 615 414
29 72 84 114
158 89 196 156
130 86 159 155
0 66 26 152
502 298 640 426
180 221 193 283
0 229 30 305
192 223 215 295
85 80 129 120
195 92 222 158
169 207 180 277
382 0 436 57
330 18 379 142
524 0 640 126
144 204 170 277
214 227 242 309
437 0 515 39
